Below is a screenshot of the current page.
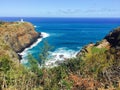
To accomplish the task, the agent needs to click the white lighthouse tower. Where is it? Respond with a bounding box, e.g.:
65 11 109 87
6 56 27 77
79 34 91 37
20 19 24 23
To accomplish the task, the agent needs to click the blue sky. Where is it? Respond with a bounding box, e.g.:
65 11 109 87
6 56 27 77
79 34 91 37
0 0 120 17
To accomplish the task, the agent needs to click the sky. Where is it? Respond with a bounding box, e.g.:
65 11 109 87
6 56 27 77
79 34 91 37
0 0 120 17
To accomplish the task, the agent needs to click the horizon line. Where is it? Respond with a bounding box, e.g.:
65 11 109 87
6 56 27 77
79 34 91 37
0 16 120 18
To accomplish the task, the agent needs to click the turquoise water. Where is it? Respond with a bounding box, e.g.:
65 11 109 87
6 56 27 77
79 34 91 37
1 17 120 65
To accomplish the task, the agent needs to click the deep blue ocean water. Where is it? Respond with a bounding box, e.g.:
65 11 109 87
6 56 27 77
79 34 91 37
1 17 120 65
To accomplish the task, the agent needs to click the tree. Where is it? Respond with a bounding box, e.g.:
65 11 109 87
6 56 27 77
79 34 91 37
28 54 43 77
0 21 4 25
39 40 53 66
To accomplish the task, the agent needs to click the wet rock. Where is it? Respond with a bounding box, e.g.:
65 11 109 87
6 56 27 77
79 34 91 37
59 55 64 58
55 60 64 65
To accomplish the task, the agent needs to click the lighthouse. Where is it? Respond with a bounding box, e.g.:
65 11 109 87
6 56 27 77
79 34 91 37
20 19 24 22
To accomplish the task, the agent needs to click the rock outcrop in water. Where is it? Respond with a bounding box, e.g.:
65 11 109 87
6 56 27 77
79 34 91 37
0 21 41 61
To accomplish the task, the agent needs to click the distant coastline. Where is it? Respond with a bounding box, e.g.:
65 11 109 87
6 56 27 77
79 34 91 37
1 17 120 23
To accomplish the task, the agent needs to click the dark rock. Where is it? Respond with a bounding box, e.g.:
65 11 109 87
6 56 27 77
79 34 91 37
55 60 64 65
104 27 120 49
59 55 64 58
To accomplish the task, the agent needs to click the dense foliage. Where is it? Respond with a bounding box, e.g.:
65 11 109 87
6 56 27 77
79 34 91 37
0 44 120 90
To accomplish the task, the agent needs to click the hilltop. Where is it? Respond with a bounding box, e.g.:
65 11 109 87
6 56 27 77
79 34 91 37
0 21 41 61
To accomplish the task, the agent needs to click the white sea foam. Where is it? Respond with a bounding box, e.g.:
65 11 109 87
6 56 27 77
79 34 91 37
19 32 50 64
20 31 79 67
34 25 37 28
44 47 79 68
21 58 28 64
41 32 50 38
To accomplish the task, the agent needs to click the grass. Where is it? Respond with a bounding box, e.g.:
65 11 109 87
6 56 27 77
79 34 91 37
91 47 107 54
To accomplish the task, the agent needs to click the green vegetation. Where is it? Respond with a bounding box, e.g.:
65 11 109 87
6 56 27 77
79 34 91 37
0 21 4 25
39 41 53 66
91 47 107 54
0 42 120 89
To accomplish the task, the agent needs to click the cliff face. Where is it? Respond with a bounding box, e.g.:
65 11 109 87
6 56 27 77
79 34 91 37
77 27 120 57
0 22 40 61
105 27 120 49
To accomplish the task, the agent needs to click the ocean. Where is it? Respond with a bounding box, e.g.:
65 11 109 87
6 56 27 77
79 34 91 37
1 17 120 66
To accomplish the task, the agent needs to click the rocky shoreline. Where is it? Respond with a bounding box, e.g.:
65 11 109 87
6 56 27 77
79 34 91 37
17 32 42 53
17 32 42 60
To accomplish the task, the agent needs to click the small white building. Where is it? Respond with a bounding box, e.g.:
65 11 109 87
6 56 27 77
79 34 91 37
20 19 24 22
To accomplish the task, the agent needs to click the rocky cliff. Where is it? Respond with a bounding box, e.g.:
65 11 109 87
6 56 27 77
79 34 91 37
76 27 120 89
77 27 120 56
0 22 41 61
105 27 120 49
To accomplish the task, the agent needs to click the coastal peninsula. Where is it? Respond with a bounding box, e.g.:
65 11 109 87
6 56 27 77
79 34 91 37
0 21 41 61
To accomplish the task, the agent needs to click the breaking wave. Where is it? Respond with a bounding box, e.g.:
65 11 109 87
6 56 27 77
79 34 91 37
44 47 79 68
19 32 50 64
